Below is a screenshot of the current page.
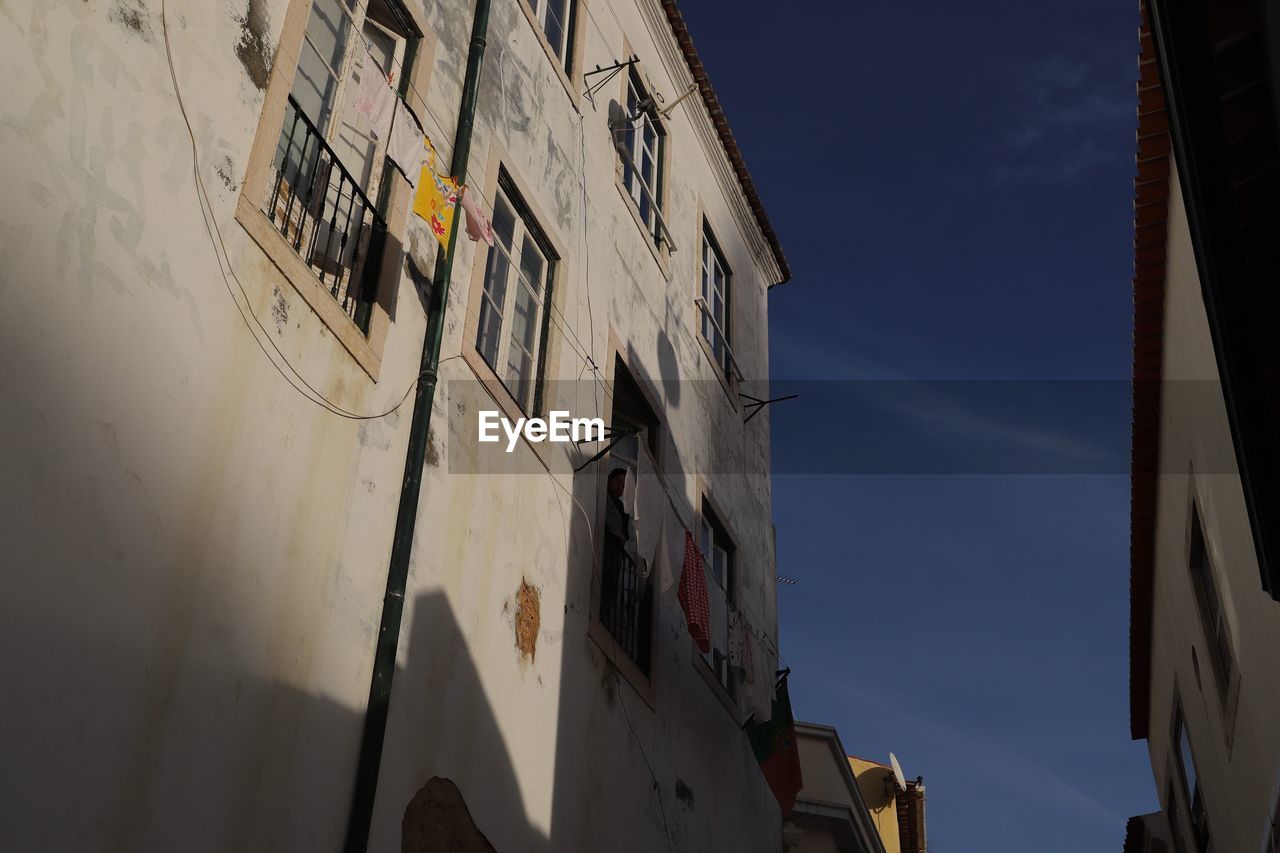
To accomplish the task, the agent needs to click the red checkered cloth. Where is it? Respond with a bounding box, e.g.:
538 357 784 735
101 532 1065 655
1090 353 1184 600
678 529 712 653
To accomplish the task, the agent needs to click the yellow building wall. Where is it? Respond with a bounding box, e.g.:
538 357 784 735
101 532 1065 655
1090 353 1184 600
848 757 901 853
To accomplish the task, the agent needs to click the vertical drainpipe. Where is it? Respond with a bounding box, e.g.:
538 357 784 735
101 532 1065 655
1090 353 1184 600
342 1 491 849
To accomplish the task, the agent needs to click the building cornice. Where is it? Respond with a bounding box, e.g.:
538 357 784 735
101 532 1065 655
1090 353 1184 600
636 0 790 285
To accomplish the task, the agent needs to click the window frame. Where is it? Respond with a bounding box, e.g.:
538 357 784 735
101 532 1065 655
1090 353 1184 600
585 344 665 708
514 0 585 107
473 170 558 415
461 148 570 464
1171 698 1212 853
620 69 668 243
236 0 434 381
698 494 736 701
1187 503 1237 702
611 59 673 275
696 217 742 391
1261 776 1280 853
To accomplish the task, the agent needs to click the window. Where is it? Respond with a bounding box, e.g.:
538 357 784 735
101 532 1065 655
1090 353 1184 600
1263 783 1280 853
598 360 659 674
475 171 557 413
528 0 576 67
699 500 735 696
698 223 732 376
1189 506 1235 699
265 0 418 333
1172 702 1211 853
618 70 668 247
1166 779 1187 853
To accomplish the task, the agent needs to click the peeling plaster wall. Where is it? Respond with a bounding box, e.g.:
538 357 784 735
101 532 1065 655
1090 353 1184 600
0 0 426 849
368 2 782 851
1144 162 1280 853
0 0 783 850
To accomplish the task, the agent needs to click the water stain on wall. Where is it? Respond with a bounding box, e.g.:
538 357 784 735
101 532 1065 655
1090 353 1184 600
234 0 273 91
110 0 153 41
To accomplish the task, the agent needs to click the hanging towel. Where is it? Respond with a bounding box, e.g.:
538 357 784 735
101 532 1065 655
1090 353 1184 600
740 616 774 723
460 186 495 246
658 500 684 595
352 44 395 141
388 98 426 185
633 447 665 575
413 153 458 253
620 464 637 516
678 530 712 654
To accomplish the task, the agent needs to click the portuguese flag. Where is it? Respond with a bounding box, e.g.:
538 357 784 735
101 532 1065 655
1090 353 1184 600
745 672 804 816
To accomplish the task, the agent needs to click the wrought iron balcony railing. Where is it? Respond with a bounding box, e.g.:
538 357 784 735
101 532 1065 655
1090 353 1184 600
266 95 386 333
601 532 653 675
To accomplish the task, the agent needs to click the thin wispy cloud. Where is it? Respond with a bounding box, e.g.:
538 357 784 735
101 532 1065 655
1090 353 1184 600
819 676 1127 828
995 51 1135 185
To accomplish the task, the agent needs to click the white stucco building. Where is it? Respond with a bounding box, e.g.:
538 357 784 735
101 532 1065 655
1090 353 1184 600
0 0 792 849
1127 2 1280 852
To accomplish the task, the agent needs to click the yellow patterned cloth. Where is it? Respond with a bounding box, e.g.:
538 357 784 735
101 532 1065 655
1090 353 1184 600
412 139 458 253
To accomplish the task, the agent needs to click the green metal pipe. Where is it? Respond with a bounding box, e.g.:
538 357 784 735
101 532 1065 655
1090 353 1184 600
342 1 491 849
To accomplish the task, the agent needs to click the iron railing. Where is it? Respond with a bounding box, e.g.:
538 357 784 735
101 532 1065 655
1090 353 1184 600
267 94 386 333
601 531 653 674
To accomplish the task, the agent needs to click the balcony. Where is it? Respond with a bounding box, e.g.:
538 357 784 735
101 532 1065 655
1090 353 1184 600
266 94 387 334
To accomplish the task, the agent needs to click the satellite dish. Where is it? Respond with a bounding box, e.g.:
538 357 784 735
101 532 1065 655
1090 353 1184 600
889 753 907 791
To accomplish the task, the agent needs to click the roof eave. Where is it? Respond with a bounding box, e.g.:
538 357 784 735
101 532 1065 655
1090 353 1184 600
659 1 791 286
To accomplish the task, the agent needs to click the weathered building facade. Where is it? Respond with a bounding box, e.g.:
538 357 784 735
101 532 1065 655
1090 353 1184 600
1128 2 1280 852
0 0 789 850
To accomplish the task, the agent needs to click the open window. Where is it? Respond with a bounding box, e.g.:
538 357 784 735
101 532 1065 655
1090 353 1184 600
268 0 418 332
238 0 434 379
597 358 660 675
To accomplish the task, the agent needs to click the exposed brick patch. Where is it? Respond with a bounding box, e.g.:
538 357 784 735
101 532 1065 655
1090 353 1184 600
515 579 540 661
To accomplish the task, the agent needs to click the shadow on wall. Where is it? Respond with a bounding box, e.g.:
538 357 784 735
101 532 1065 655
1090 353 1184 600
370 590 551 852
0 478 543 852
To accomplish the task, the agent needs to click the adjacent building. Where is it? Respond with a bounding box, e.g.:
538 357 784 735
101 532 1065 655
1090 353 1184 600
847 755 926 853
0 0 792 850
786 724 888 853
1128 1 1280 851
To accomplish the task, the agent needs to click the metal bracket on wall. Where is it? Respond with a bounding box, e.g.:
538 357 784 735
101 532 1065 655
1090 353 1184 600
739 393 799 424
583 56 639 105
573 425 638 472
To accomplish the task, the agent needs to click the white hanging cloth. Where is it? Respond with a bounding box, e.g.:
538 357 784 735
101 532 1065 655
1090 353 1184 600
387 98 426 186
352 43 395 141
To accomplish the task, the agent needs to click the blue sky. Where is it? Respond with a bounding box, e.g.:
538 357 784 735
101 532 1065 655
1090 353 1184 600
679 2 1156 849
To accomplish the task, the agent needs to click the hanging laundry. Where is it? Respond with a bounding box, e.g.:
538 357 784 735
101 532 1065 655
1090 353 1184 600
728 608 746 671
743 672 803 817
678 530 712 653
619 463 637 516
633 448 665 577
413 151 458 253
738 613 775 723
459 186 495 246
352 43 395 141
387 98 426 185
